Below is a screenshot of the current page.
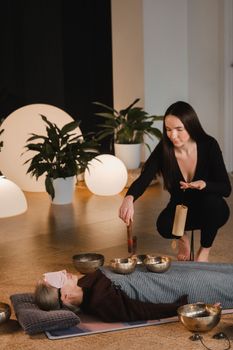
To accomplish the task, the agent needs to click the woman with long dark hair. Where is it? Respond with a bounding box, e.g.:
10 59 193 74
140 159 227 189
119 101 231 262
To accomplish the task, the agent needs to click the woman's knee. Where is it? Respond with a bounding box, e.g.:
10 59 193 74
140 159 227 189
201 195 230 227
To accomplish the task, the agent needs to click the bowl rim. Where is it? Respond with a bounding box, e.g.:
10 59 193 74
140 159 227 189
144 255 171 262
72 253 105 262
177 303 222 318
109 258 137 269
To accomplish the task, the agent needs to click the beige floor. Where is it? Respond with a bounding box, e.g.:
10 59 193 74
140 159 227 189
1 178 233 350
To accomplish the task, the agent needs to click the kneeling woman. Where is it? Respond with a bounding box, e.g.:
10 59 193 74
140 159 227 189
34 263 233 322
119 101 231 262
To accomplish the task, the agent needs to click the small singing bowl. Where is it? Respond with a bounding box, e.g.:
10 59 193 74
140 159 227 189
0 302 11 324
177 303 222 332
144 256 171 273
109 258 136 274
72 253 104 274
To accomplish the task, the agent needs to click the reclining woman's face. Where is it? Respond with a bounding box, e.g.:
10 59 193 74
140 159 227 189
43 270 82 306
35 270 82 311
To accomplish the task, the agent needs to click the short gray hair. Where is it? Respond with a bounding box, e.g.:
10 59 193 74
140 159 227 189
34 281 60 311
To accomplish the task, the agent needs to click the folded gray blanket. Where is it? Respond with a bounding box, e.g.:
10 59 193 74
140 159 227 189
101 262 233 308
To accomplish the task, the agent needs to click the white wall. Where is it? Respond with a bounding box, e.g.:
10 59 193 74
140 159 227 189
142 0 188 157
187 0 222 143
143 0 224 144
143 0 188 115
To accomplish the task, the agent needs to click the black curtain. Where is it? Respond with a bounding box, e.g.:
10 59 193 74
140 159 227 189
0 0 113 152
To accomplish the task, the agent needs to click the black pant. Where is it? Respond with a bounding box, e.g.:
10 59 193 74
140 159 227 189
156 193 230 248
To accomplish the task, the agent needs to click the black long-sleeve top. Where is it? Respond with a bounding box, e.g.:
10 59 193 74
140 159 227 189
78 269 187 322
126 136 231 203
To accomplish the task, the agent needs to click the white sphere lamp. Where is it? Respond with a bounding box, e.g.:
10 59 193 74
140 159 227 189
84 154 128 195
0 176 27 218
0 104 81 192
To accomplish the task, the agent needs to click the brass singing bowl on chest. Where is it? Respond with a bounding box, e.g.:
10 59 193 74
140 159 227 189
109 257 136 274
144 256 171 273
72 253 105 274
177 303 222 332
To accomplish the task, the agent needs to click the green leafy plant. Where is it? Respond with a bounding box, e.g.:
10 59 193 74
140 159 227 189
94 98 163 145
23 115 99 199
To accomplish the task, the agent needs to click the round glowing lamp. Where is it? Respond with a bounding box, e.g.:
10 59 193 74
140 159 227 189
84 154 128 195
0 176 27 218
0 104 81 192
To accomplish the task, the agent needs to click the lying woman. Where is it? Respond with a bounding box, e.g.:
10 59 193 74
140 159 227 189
34 262 233 322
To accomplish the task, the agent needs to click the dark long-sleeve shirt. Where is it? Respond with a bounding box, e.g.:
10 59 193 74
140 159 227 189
126 136 231 203
78 269 187 322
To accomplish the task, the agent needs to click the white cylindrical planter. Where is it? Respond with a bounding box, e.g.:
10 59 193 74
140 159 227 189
114 143 142 169
52 176 76 205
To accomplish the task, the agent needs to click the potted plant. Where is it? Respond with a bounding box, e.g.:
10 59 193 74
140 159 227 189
23 115 99 204
94 98 163 169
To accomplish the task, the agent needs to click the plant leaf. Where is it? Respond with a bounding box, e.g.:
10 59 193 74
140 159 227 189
93 101 118 114
61 120 80 136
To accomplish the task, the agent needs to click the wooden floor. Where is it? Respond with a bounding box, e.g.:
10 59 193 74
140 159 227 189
1 178 233 350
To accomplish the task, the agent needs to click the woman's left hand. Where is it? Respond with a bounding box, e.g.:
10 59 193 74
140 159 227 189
180 180 206 190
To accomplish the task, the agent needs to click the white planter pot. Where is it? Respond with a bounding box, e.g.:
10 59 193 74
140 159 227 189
114 143 142 169
52 176 76 205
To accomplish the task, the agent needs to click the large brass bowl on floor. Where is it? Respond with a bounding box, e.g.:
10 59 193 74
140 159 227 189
109 257 136 274
0 302 11 324
144 256 171 273
72 253 104 274
178 303 221 332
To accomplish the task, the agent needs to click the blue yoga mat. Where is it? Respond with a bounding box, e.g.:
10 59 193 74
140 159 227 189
46 309 233 340
45 313 179 340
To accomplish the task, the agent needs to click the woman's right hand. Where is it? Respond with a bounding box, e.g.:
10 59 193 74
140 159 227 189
119 195 134 226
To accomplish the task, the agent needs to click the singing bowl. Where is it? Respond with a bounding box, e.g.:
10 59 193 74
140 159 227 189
177 303 222 332
72 253 104 274
0 302 11 324
109 257 136 274
144 256 171 273
130 254 148 265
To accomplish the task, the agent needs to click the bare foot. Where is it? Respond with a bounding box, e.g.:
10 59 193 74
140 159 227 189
177 234 190 261
196 247 211 262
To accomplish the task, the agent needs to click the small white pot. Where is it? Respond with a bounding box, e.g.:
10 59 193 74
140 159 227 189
114 143 142 169
52 176 76 205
